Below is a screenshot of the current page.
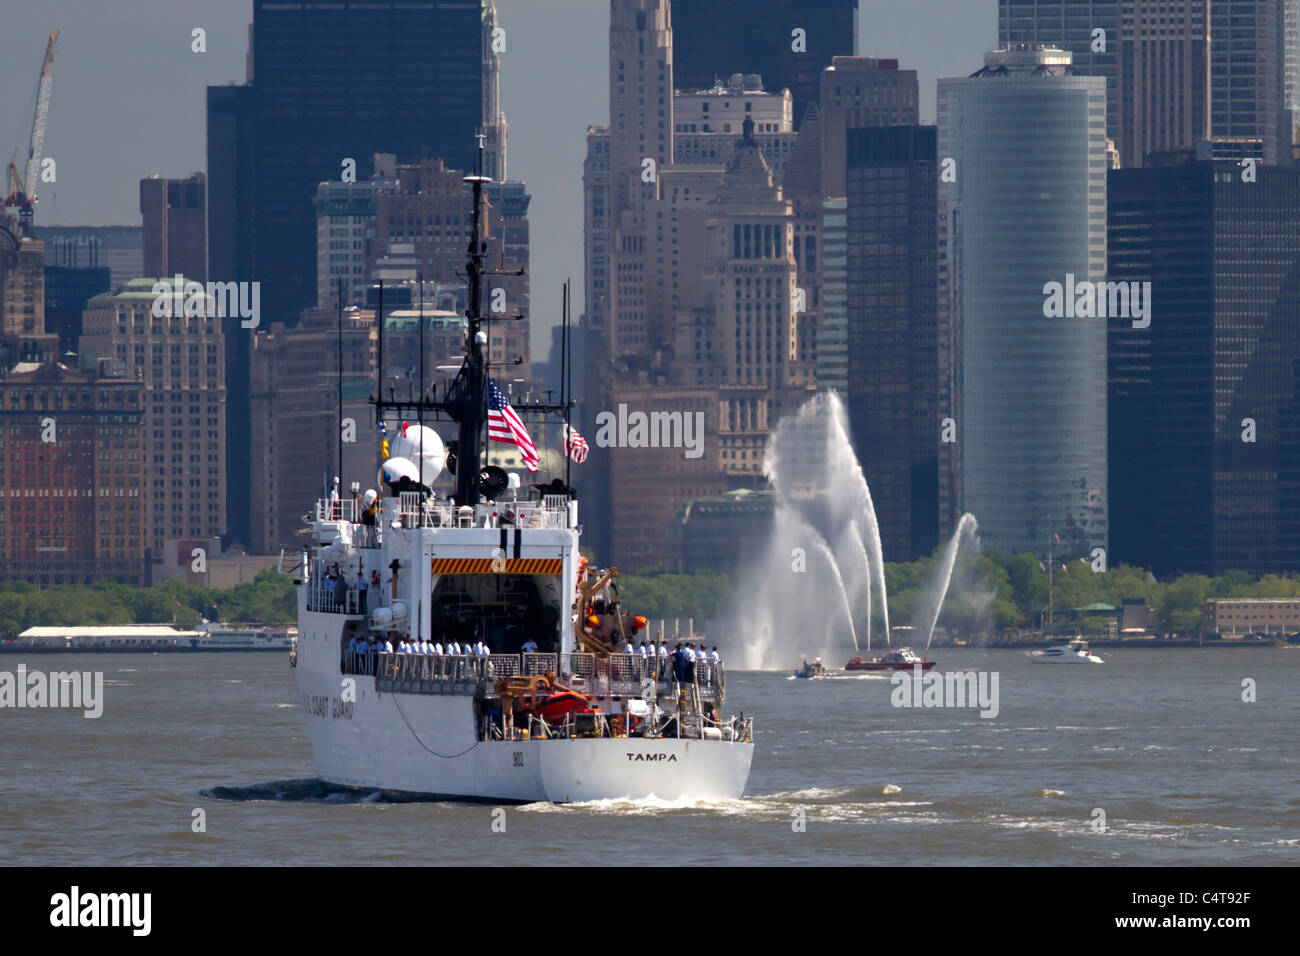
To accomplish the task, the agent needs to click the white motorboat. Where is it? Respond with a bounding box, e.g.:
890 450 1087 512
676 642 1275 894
1028 637 1104 664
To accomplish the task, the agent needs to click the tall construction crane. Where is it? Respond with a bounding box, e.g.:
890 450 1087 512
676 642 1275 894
5 30 59 235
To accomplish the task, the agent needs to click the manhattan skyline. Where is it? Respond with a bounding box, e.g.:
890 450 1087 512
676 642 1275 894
0 0 994 357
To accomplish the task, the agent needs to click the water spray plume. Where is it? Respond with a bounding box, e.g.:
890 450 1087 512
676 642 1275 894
923 514 978 655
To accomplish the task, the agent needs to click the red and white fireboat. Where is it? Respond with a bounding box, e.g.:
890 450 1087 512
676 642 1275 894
845 646 935 672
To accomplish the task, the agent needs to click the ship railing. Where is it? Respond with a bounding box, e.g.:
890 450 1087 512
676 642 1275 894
306 586 361 615
375 652 483 693
398 492 426 528
374 652 529 693
729 716 754 744
522 652 557 675
559 652 596 681
390 495 573 531
586 654 724 695
342 649 380 676
313 498 357 523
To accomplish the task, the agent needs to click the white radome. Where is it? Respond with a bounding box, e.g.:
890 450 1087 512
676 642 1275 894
390 424 446 481
379 456 420 488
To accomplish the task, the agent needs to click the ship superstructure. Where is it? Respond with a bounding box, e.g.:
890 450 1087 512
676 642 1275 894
289 162 754 802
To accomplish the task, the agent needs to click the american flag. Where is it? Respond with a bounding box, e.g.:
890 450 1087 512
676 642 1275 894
487 379 539 472
563 424 589 463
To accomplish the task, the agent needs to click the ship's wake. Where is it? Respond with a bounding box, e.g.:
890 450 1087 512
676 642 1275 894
202 779 441 804
518 783 916 818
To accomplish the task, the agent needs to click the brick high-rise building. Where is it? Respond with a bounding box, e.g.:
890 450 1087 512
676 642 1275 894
80 279 226 557
0 228 56 366
370 159 530 377
820 56 920 196
249 306 378 553
0 361 145 586
140 173 207 282
1117 1 1211 168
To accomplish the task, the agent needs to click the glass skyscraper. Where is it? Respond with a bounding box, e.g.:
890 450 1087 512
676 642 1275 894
938 46 1109 559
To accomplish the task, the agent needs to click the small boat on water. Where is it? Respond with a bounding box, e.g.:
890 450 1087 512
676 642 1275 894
845 646 934 672
1027 637 1104 664
793 658 826 679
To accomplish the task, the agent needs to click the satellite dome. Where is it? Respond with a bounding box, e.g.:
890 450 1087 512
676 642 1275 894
379 456 420 490
390 422 446 482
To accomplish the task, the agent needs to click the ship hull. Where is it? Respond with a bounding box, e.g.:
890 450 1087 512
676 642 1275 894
844 659 935 671
293 620 753 803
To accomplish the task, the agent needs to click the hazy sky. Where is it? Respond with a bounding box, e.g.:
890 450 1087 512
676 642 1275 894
0 0 995 356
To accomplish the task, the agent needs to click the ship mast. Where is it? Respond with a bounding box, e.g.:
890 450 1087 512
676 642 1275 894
371 138 570 510
451 168 490 506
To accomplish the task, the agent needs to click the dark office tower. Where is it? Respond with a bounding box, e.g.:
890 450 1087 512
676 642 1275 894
207 83 256 549
206 85 255 292
251 0 481 325
206 0 482 548
1108 158 1300 576
44 265 110 355
844 126 938 561
140 173 207 282
672 0 858 127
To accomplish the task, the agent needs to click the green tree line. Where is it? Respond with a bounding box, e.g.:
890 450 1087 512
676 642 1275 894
0 570 295 639
618 554 1300 637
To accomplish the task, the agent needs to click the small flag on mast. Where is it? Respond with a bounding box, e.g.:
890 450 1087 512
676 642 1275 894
563 424 589 463
487 379 539 472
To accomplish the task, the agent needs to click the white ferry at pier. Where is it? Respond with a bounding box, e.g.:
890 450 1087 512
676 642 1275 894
6 623 294 653
289 166 754 803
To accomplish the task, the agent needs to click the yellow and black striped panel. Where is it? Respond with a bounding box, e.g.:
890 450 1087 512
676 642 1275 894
430 558 563 575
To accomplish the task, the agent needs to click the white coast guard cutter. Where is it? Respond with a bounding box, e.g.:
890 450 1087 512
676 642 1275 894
288 167 754 803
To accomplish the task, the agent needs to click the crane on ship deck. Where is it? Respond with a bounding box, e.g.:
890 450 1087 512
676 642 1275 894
5 30 59 236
